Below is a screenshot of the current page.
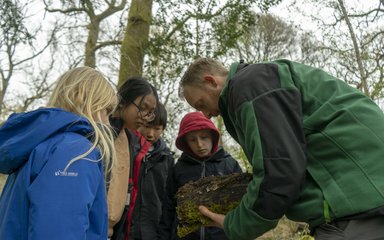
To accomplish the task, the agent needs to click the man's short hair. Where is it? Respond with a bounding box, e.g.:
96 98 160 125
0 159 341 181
179 58 228 98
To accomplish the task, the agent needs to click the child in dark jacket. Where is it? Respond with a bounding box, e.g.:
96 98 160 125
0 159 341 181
108 77 158 240
158 111 242 240
130 103 175 240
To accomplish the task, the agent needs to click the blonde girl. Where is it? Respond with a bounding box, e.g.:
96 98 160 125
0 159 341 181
0 66 117 240
47 66 117 173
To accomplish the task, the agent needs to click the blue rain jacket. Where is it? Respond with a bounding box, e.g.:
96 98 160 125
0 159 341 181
0 108 108 240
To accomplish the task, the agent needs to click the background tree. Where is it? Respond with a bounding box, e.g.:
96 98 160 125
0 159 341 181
43 0 127 68
281 0 384 103
0 0 57 118
118 0 153 85
337 0 368 94
229 13 297 62
333 0 384 101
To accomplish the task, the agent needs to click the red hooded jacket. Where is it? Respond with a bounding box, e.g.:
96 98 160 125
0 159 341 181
175 111 219 158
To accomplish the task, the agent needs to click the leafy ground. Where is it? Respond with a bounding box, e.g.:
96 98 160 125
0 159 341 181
257 217 313 240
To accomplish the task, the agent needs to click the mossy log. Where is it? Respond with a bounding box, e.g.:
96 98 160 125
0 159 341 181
176 172 252 237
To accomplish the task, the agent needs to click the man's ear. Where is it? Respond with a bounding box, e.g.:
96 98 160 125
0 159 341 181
203 75 218 87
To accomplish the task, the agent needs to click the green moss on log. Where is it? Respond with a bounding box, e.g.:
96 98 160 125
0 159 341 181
176 173 252 237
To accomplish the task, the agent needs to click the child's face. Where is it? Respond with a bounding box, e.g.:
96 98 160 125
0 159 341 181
185 129 213 158
120 94 157 130
137 124 164 144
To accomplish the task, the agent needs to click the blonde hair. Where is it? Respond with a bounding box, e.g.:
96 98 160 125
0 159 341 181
179 58 228 98
47 66 117 175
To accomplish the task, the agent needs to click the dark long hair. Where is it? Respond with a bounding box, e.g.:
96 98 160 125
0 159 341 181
117 76 158 111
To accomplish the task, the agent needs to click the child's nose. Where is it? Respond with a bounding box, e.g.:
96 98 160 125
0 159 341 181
147 129 155 138
197 139 203 147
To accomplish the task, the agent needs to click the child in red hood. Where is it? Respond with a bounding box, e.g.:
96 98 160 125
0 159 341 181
158 111 242 240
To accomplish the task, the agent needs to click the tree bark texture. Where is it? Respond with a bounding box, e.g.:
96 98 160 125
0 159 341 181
118 0 153 86
176 172 252 237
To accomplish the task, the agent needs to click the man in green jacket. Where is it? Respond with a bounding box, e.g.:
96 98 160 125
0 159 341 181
178 58 384 240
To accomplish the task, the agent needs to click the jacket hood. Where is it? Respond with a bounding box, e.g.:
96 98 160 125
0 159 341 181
0 108 93 174
175 111 219 158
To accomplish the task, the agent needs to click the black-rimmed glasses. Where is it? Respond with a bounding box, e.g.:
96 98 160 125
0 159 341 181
131 102 156 122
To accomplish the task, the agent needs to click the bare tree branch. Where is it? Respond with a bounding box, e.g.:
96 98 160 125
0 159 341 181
337 0 368 94
43 0 127 67
94 40 122 51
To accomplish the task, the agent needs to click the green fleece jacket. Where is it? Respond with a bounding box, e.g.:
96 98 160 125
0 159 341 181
219 59 384 240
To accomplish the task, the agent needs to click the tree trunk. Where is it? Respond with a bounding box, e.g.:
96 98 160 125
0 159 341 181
84 20 100 68
176 172 252 237
118 0 153 86
337 0 368 95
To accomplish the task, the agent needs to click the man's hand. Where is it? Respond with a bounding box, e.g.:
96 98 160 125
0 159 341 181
198 205 225 228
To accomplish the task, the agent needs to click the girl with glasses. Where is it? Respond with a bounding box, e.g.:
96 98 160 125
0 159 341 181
107 76 159 240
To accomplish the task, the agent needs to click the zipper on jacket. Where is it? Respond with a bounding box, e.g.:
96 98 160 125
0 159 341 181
143 156 148 175
201 161 206 178
200 226 205 240
200 162 206 240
